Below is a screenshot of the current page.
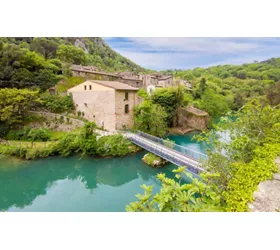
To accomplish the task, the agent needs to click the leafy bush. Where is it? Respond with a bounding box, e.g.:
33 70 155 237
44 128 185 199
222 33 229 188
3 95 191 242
27 128 51 142
53 133 81 156
39 91 73 113
6 127 50 142
6 127 32 141
138 88 149 98
0 122 10 138
126 167 224 212
96 134 138 157
223 143 280 211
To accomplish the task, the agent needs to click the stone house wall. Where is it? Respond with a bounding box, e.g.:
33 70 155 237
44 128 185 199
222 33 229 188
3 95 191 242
115 90 139 130
68 81 116 131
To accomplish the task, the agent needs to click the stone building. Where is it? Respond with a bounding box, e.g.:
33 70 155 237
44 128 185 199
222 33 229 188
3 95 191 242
157 75 173 88
71 64 173 91
71 65 121 81
142 73 173 89
120 77 143 88
67 80 139 131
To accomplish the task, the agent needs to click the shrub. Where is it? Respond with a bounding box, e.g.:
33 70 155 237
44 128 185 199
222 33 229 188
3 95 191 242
96 134 138 157
6 127 32 141
223 143 280 211
39 91 73 113
126 167 224 212
27 128 51 142
53 133 81 156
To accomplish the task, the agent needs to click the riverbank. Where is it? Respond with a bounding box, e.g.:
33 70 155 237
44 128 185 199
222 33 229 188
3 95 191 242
0 133 141 160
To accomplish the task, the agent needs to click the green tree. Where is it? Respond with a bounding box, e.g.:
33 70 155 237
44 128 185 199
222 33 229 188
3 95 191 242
134 100 168 137
0 88 41 125
195 77 207 98
57 44 87 65
197 88 229 118
151 86 184 126
0 43 60 90
30 38 58 59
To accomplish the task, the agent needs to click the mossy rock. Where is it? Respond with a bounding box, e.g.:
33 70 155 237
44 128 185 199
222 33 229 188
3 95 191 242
142 152 167 168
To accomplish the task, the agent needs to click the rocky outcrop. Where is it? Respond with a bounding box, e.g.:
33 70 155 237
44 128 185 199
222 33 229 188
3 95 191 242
249 158 280 212
173 107 209 132
142 153 167 167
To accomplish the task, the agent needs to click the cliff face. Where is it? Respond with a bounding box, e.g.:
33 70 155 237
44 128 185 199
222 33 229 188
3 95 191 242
173 107 209 131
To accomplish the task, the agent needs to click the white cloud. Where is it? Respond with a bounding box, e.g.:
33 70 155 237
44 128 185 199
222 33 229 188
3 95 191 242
107 37 280 70
126 37 261 54
115 49 202 70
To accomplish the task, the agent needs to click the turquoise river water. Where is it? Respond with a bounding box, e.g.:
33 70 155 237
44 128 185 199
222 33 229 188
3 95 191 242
0 132 209 212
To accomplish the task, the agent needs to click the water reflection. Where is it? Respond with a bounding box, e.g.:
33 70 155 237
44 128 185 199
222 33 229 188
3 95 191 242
0 152 177 212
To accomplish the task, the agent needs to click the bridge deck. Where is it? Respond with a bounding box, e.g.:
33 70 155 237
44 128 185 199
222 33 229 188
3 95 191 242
126 133 205 174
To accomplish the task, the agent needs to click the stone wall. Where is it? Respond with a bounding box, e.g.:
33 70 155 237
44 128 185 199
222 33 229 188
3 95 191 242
27 111 85 132
173 107 209 131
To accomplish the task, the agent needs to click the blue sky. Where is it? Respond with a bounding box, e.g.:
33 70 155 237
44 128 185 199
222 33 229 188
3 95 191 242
104 37 280 70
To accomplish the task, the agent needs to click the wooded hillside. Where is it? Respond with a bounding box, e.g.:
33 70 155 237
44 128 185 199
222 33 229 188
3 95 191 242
0 37 146 90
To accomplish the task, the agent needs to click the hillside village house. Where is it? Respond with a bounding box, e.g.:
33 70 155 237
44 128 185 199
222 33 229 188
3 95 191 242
67 80 139 131
142 73 173 89
71 65 121 81
71 64 174 91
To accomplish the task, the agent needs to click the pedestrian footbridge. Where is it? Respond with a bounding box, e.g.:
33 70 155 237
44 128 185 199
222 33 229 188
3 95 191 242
125 131 208 174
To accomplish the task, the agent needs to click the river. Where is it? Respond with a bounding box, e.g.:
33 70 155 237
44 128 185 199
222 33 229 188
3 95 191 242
0 132 208 212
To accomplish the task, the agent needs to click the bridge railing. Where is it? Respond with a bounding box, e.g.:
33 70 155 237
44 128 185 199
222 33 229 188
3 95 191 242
128 134 204 173
136 131 208 162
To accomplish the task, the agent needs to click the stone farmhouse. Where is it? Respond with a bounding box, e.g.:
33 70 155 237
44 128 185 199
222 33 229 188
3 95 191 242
67 80 140 131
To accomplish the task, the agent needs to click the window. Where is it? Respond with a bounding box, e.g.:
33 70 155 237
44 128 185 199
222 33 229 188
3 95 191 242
89 85 92 90
125 104 129 114
124 92 129 100
84 85 87 90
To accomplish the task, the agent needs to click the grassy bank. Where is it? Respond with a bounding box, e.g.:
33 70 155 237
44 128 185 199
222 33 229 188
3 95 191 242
0 133 140 160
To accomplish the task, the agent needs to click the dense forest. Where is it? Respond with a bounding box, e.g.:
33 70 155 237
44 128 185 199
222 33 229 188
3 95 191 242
0 37 146 90
162 58 280 115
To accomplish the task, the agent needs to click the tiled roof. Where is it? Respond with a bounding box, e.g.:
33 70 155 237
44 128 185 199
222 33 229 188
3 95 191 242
71 65 119 77
121 77 142 81
90 80 139 91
